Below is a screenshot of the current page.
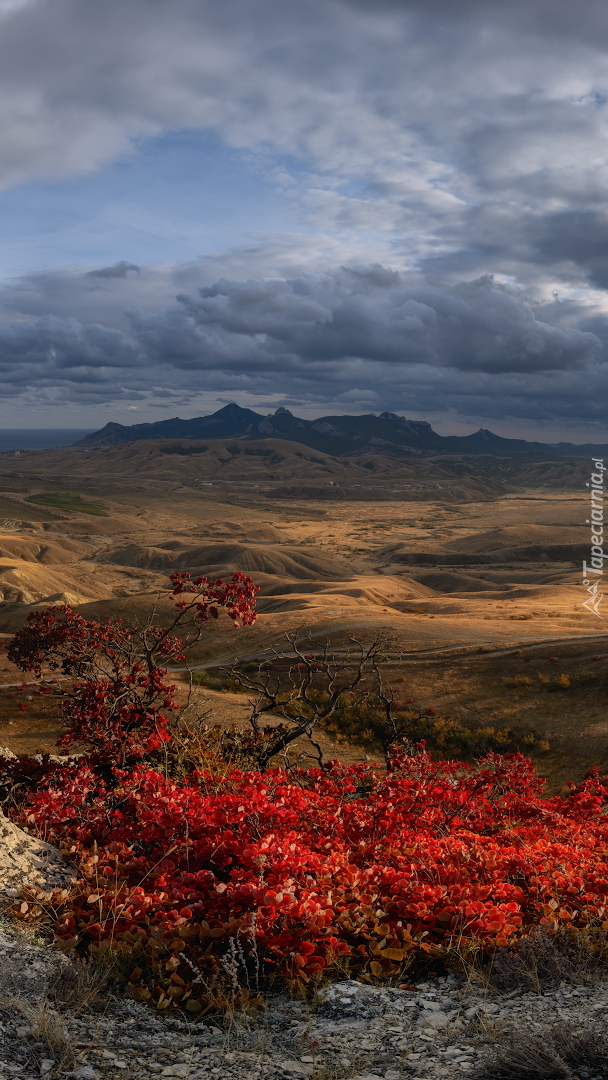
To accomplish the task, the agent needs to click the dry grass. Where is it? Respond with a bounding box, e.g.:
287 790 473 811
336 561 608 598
483 927 608 994
0 681 64 756
48 952 119 1014
476 1020 608 1080
307 1060 372 1080
468 1014 510 1042
1 997 77 1073
27 1000 76 1069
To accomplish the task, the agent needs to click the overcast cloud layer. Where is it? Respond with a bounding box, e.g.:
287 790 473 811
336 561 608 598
2 0 608 432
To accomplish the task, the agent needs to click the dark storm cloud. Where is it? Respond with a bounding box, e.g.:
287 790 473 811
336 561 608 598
0 266 601 421
177 270 598 374
523 212 608 291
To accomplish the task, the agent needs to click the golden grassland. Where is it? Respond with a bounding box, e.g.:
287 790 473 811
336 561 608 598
0 443 604 793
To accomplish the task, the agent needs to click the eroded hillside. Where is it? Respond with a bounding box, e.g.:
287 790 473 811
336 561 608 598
0 444 606 791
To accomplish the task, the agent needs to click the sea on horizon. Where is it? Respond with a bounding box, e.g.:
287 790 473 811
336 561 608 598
0 429 95 453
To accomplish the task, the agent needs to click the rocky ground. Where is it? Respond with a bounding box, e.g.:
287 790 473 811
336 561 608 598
1 928 608 1080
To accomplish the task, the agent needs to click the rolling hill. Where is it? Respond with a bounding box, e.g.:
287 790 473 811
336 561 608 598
0 436 510 498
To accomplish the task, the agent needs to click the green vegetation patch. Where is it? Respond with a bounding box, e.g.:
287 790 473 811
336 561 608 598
322 697 550 758
193 669 243 693
25 491 109 516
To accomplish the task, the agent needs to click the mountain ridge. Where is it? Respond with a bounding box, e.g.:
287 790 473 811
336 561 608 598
73 403 608 459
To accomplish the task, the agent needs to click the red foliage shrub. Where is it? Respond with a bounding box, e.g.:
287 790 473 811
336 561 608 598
169 571 258 628
6 580 608 1015
6 573 257 768
9 748 608 1013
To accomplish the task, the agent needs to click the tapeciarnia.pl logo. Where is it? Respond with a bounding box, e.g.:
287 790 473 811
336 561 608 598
582 458 606 618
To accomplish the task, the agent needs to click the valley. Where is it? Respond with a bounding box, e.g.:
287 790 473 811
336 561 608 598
0 433 605 793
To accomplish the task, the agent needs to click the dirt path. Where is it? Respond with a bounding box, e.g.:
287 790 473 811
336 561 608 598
169 629 608 673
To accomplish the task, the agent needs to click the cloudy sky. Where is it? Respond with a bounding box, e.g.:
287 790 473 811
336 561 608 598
1 0 608 438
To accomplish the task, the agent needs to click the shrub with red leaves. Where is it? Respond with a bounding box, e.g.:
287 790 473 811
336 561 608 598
6 579 608 1016
6 572 257 768
7 747 608 1014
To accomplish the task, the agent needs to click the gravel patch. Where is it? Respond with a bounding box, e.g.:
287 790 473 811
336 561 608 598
1 959 608 1080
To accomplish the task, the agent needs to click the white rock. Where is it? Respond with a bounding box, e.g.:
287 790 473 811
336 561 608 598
39 1063 55 1075
417 1012 449 1029
0 809 76 895
160 1068 191 1078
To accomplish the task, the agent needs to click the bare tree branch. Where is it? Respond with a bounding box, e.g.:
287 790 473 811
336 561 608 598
223 632 420 770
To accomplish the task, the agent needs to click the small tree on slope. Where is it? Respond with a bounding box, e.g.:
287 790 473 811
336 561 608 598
5 571 257 770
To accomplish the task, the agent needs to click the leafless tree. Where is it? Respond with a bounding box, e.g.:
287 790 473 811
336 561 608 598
223 632 419 770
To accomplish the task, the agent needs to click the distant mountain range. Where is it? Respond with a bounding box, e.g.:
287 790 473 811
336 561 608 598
74 403 608 459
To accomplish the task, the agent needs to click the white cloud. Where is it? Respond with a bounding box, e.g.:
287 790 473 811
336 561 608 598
0 0 606 230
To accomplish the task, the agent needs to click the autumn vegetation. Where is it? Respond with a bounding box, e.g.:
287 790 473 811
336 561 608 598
2 572 608 1017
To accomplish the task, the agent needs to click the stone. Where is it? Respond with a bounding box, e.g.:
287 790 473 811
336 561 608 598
417 1012 449 1029
39 1064 54 1076
319 980 420 1021
160 1068 192 1078
0 808 77 896
277 1063 313 1076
